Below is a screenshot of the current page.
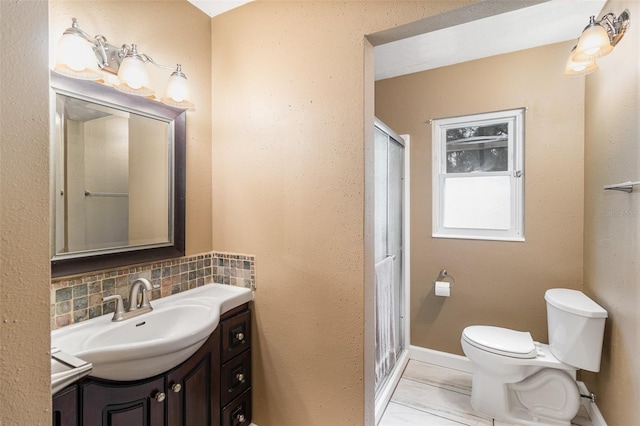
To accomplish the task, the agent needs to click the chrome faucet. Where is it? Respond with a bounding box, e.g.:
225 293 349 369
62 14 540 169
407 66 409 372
103 278 154 322
128 278 153 312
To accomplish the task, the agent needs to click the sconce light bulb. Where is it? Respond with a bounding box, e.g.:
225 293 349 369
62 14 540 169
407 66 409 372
563 46 599 77
573 22 613 62
54 32 102 80
161 65 195 110
165 74 189 102
115 48 155 97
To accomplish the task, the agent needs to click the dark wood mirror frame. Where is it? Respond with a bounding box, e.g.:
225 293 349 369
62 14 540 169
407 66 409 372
50 72 186 278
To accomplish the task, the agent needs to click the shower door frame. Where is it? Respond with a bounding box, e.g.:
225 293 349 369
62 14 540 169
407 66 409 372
373 119 411 425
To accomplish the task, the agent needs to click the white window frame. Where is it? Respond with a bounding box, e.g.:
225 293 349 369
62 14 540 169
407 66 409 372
432 108 524 241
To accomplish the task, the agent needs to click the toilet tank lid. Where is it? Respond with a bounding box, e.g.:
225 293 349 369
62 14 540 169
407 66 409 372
545 289 608 318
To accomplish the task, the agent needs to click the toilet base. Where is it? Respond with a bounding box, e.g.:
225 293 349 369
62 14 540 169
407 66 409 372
470 368 581 426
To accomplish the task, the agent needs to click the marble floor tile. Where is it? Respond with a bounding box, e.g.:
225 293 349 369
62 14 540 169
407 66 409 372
379 360 594 426
390 378 492 425
379 402 470 426
402 359 472 395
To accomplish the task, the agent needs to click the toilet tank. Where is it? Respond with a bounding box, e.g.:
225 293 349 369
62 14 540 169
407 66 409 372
545 289 608 372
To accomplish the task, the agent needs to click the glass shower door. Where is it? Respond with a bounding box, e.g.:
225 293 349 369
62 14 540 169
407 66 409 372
374 120 405 396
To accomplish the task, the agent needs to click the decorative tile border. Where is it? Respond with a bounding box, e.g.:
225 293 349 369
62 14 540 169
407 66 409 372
51 251 255 330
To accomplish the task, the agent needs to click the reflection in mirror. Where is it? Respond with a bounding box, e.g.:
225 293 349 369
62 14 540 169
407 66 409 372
51 72 185 277
55 95 171 253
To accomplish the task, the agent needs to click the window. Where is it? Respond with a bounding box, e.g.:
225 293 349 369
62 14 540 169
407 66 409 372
432 108 524 241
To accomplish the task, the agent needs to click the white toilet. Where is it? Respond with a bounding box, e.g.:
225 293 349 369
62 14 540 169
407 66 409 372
461 288 607 425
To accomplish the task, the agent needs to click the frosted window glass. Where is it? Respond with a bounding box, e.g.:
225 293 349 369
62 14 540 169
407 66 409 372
443 176 511 230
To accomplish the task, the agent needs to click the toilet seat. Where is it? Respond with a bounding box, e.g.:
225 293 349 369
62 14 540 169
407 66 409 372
462 325 536 359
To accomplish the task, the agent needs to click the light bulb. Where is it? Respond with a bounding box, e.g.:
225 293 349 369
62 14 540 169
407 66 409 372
573 22 613 62
53 20 102 81
115 45 155 97
563 46 599 76
161 65 195 110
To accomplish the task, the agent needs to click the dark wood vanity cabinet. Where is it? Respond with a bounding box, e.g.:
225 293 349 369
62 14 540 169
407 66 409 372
220 308 252 426
81 376 165 426
53 385 79 426
52 303 252 426
166 327 221 426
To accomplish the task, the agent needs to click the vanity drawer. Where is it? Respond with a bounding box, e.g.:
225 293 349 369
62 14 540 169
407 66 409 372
221 349 251 406
221 310 251 363
222 389 251 426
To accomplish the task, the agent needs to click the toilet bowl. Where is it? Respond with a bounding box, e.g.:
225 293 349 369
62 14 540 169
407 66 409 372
461 289 607 425
461 326 580 425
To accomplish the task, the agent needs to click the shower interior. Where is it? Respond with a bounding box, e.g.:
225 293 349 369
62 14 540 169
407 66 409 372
374 118 408 420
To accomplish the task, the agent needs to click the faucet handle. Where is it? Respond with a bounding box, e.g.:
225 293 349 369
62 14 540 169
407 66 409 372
103 295 126 322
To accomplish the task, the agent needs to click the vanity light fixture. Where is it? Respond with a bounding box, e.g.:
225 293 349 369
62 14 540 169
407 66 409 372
54 18 195 110
564 9 630 76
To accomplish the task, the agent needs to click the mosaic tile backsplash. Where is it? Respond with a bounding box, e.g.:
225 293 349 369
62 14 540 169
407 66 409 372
51 251 255 330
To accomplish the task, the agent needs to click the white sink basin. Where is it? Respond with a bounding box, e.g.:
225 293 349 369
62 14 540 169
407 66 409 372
51 349 92 394
51 283 252 382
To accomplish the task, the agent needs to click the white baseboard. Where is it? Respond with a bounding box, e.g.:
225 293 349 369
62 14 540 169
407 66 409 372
408 344 472 373
577 382 608 426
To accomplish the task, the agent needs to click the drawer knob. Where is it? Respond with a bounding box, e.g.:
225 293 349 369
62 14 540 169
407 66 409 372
154 391 166 402
235 413 246 423
235 332 245 341
236 373 246 383
171 383 182 393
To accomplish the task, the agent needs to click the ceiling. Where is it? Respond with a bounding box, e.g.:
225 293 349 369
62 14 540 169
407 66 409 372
186 0 607 81
188 0 253 17
375 0 607 80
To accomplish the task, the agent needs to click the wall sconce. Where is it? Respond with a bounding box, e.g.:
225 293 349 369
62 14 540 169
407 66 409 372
54 18 195 111
563 46 599 76
564 9 630 76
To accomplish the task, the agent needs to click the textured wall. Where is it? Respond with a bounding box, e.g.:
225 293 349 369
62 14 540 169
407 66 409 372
376 42 585 354
583 0 640 423
0 1 211 423
210 2 474 424
0 1 52 423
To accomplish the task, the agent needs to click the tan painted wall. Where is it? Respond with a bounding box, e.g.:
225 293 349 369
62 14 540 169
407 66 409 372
49 0 213 256
210 2 474 424
0 1 51 423
9 1 615 425
1 1 210 424
583 0 640 423
376 42 585 354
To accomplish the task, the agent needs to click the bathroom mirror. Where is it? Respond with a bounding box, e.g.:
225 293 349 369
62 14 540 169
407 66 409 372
50 72 185 277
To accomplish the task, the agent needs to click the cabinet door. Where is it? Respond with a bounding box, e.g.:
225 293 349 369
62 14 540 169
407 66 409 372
167 327 221 426
81 376 165 426
53 385 78 426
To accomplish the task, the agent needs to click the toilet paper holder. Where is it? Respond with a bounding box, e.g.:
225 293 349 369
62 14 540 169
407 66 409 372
434 269 455 287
